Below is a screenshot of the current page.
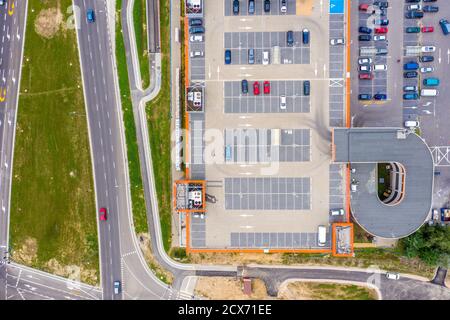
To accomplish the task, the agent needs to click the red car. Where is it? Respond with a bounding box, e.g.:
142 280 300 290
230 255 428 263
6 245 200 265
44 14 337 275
359 4 369 11
359 73 373 80
253 81 260 95
374 27 388 34
99 207 107 221
421 26 434 33
263 81 270 94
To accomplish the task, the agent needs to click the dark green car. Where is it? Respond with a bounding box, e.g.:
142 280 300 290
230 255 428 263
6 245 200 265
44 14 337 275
406 26 420 33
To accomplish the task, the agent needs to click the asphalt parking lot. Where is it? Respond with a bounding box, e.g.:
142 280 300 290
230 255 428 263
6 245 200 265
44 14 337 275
224 80 310 113
223 0 297 16
224 31 310 65
189 38 206 80
230 230 330 248
224 128 311 163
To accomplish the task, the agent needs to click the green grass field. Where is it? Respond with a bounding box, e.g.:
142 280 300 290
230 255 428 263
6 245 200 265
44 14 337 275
10 1 98 284
145 0 172 252
116 0 148 234
286 282 377 300
133 0 150 89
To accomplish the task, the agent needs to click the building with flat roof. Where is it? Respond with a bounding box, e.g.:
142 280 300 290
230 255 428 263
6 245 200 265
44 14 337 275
333 128 434 239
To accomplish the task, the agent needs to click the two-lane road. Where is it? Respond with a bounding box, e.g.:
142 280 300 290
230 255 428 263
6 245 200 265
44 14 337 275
74 0 124 300
0 0 27 300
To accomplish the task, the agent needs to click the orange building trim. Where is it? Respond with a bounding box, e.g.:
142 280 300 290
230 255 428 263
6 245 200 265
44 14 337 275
331 222 354 257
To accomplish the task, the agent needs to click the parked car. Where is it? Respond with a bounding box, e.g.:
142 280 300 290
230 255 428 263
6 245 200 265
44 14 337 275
420 55 434 62
360 65 372 72
359 26 372 34
99 208 107 221
359 73 373 80
423 78 440 86
359 34 372 41
404 121 419 128
386 272 400 280
189 26 205 34
286 31 294 46
374 93 387 100
423 0 437 2
248 49 255 64
190 51 204 58
405 10 424 19
420 66 434 73
404 71 418 78
262 50 270 65
403 85 418 92
358 93 372 100
358 57 372 65
421 26 434 33
190 35 204 42
403 93 419 100
439 19 450 35
241 79 248 94
302 28 310 44
373 1 388 8
264 0 271 13
404 61 419 70
253 81 260 95
422 46 436 52
263 81 270 94
189 19 203 26
374 27 388 34
233 0 240 15
373 35 386 41
330 209 344 216
330 38 345 45
407 4 421 11
279 95 287 109
303 81 310 96
406 0 421 2
376 48 388 55
280 0 287 13
248 0 255 14
423 5 438 12
359 3 369 11
87 9 95 23
374 64 387 71
406 26 421 33
225 50 231 64
373 19 389 26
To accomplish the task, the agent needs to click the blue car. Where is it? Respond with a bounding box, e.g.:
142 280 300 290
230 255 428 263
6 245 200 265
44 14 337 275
225 50 232 65
233 0 240 15
358 94 372 101
87 9 95 23
374 93 387 100
403 93 419 100
359 26 372 34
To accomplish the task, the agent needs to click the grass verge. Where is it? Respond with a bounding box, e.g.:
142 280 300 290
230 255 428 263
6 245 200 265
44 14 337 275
145 0 172 252
10 0 98 285
116 0 148 234
281 282 377 300
133 0 150 89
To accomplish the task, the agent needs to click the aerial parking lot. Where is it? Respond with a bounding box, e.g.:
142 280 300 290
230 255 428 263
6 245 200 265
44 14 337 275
182 0 348 251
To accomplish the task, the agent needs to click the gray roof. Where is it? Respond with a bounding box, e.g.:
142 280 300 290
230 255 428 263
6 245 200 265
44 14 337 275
333 128 434 238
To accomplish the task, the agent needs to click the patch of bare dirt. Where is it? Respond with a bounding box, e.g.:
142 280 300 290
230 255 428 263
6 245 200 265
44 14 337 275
195 277 271 300
11 237 38 265
34 7 63 39
188 252 284 265
45 258 97 285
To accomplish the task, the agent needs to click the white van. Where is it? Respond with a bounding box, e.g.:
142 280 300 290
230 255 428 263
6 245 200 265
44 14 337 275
317 225 327 247
421 89 439 97
374 64 387 71
262 50 270 65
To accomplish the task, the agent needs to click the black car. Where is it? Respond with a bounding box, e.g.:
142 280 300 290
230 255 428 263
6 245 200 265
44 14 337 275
303 81 310 96
264 0 271 12
286 31 294 46
374 93 387 100
423 0 437 2
373 1 389 9
241 79 248 94
189 19 202 26
405 0 420 2
420 55 434 62
359 26 372 34
405 10 424 18
359 34 372 41
423 5 438 12
233 0 240 15
404 71 418 78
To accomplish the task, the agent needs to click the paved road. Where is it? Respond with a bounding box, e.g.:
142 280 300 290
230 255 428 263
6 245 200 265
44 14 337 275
1 263 101 300
0 0 27 300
